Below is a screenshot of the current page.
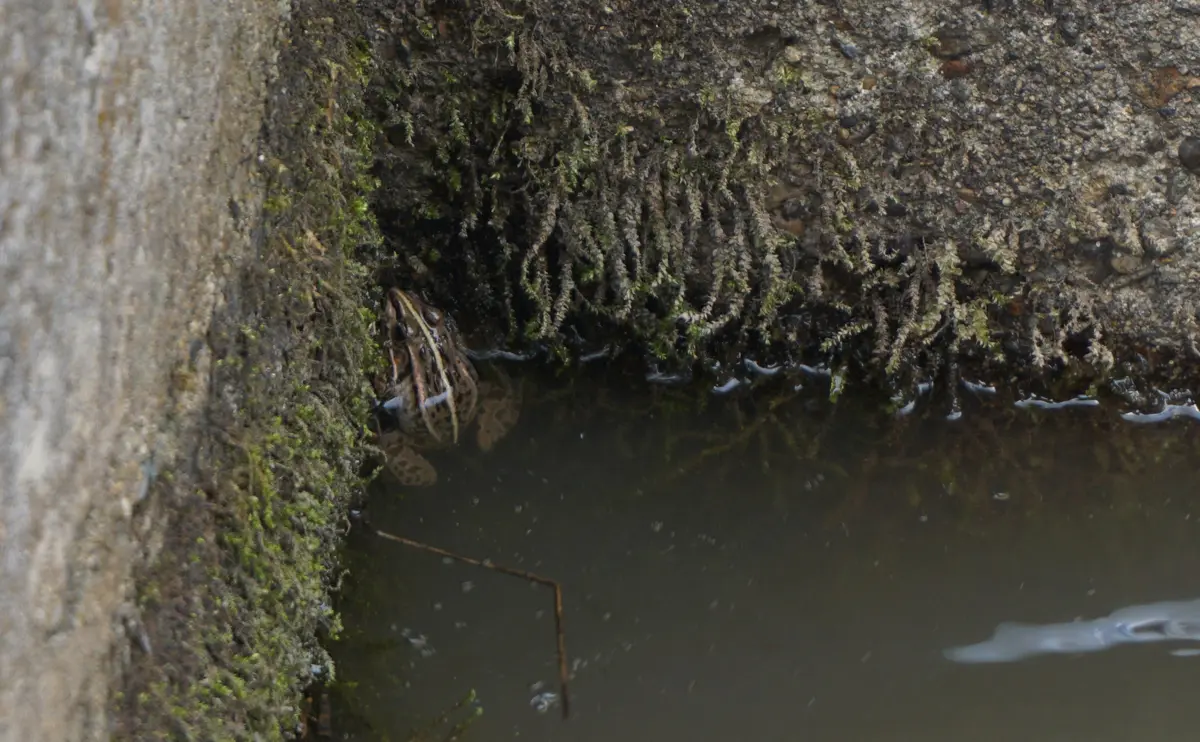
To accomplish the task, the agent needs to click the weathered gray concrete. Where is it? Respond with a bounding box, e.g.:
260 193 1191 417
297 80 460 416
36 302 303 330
0 0 285 738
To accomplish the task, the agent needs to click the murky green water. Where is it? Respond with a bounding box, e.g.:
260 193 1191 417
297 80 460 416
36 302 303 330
328 367 1200 741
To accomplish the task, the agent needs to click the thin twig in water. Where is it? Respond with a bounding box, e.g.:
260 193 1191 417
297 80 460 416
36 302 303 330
372 528 572 720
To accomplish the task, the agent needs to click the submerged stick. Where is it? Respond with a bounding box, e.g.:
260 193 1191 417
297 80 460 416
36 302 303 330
372 529 572 720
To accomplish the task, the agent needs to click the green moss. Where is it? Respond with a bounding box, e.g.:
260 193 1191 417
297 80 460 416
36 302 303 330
112 1 382 739
361 0 980 391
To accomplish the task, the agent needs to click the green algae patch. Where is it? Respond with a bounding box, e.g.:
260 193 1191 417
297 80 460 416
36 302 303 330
110 2 383 739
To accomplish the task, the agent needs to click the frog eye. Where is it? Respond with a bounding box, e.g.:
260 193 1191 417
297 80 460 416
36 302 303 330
423 307 442 324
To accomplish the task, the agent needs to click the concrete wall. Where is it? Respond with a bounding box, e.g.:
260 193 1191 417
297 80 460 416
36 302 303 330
0 0 285 738
373 0 1200 385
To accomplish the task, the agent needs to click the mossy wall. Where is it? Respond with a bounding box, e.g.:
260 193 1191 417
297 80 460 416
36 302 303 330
363 0 1200 398
106 0 1200 736
111 2 383 738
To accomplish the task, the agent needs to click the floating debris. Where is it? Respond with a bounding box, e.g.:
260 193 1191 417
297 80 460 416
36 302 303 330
530 690 559 714
400 628 436 658
374 529 573 719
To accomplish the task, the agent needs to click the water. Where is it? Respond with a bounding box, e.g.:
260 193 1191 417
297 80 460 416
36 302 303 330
328 368 1200 741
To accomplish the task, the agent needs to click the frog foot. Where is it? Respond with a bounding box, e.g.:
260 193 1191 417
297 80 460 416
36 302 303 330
475 377 522 452
379 433 439 486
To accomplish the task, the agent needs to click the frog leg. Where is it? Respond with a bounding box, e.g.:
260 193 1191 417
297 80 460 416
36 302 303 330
378 430 439 486
475 376 522 452
385 447 439 487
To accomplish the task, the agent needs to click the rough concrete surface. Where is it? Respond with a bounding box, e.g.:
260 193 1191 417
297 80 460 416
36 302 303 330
374 0 1200 390
0 0 286 738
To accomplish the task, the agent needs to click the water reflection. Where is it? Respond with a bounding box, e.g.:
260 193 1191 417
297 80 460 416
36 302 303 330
331 369 1200 741
944 598 1200 664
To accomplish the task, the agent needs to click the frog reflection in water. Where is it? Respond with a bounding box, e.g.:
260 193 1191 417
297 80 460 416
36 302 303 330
373 288 520 486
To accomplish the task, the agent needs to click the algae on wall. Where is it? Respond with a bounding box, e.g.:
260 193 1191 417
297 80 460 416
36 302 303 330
110 1 383 738
363 0 1200 396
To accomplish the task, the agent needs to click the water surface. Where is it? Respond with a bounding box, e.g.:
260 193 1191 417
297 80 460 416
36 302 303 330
330 370 1200 741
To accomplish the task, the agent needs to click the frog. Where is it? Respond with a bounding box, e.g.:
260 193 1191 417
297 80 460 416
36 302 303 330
373 287 521 486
